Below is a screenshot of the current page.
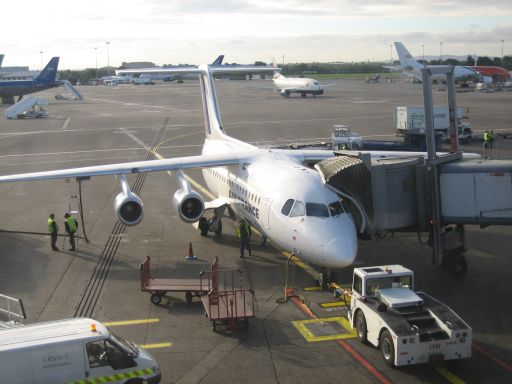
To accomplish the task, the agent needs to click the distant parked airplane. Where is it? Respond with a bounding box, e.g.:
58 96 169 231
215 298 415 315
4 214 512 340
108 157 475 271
272 67 324 97
0 57 62 104
470 66 510 82
393 42 481 83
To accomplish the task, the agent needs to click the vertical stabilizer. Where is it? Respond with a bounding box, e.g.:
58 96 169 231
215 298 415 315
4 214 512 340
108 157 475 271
35 57 60 83
211 55 224 66
198 65 226 140
394 42 421 69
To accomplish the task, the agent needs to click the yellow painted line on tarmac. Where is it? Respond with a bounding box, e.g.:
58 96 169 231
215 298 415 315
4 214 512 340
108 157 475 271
434 366 466 384
292 317 356 342
303 287 321 291
320 301 347 308
103 318 160 327
140 342 173 349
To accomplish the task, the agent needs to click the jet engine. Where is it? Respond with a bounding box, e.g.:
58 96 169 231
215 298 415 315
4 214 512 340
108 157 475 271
172 170 204 223
114 175 144 226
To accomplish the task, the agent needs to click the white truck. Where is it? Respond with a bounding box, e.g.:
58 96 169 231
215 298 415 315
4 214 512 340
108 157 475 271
0 318 161 384
331 125 364 150
133 75 155 85
347 265 472 367
395 106 472 142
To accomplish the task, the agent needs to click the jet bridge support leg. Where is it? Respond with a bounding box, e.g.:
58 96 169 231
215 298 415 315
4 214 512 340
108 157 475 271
422 65 468 277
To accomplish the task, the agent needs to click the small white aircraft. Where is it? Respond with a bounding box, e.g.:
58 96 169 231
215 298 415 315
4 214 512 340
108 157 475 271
393 42 481 83
272 70 324 97
0 63 358 279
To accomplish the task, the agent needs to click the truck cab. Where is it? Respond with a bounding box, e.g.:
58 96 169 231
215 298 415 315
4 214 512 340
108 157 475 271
348 265 471 366
331 125 364 150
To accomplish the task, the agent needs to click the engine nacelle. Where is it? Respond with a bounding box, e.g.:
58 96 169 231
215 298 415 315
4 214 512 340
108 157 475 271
114 175 144 226
172 170 204 223
172 188 204 223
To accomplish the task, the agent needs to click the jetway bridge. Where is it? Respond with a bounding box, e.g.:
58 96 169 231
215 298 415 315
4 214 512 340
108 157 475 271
314 65 512 278
315 153 512 277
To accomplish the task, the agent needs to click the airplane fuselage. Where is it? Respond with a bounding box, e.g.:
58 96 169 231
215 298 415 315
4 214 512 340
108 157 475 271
0 80 62 97
201 137 357 268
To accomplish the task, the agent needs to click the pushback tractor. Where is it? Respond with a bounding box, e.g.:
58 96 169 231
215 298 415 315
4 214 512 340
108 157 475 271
347 265 472 367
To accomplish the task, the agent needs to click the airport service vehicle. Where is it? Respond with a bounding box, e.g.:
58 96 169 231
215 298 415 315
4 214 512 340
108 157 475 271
331 125 363 150
0 318 161 384
348 265 472 367
395 106 472 142
132 75 154 85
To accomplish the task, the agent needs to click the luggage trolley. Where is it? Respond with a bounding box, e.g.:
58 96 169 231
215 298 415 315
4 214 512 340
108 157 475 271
140 256 210 305
199 259 255 332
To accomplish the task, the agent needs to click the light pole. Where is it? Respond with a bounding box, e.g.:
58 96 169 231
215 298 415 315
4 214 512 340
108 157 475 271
106 41 110 76
39 51 43 70
94 47 98 80
440 42 443 64
422 44 425 63
389 44 393 63
501 39 505 65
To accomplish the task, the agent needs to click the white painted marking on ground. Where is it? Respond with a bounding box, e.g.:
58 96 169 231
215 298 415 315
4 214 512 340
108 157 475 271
61 118 71 130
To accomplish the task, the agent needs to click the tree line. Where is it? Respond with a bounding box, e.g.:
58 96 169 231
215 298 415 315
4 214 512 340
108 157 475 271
58 55 511 84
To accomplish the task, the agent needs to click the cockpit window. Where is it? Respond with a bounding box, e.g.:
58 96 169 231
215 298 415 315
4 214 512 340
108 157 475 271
289 201 305 217
328 201 345 216
281 199 294 216
305 203 329 218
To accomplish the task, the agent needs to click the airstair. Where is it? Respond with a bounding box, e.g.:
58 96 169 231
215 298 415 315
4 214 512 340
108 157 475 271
4 97 48 119
62 80 84 100
0 293 26 329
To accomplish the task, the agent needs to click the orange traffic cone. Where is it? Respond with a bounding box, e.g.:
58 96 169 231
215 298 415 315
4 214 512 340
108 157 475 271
186 242 196 260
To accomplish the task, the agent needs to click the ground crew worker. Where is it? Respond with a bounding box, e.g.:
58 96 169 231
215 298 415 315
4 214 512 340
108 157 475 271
483 130 491 148
64 212 78 251
48 213 59 251
236 219 252 258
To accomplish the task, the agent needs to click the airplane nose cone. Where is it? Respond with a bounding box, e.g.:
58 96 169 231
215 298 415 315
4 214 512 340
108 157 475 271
323 214 358 268
324 233 358 268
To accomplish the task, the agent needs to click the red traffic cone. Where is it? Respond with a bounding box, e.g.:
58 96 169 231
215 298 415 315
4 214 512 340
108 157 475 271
186 242 196 260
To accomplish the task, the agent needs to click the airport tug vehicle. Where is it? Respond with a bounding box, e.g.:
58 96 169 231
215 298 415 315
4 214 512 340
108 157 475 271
347 265 471 367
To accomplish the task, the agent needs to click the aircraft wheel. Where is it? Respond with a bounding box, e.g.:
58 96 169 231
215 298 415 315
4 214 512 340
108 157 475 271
446 252 467 278
214 220 222 236
185 291 193 304
355 311 368 343
150 294 162 305
380 329 395 367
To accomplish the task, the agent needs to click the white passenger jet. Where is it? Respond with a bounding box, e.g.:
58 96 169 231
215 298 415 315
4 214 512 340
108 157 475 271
272 70 324 97
393 42 481 83
0 63 358 277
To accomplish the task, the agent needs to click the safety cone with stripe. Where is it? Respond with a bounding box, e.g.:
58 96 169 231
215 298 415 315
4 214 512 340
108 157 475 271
186 242 197 260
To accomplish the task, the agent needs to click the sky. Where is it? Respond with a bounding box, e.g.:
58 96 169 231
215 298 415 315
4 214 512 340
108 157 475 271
1 0 512 70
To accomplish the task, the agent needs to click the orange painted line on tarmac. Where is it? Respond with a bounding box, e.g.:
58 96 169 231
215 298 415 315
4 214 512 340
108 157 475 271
337 340 392 384
473 342 512 373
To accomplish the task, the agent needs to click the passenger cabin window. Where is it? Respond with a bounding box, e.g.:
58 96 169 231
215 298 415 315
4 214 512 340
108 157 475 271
290 201 305 217
305 203 329 217
328 201 345 216
281 199 294 215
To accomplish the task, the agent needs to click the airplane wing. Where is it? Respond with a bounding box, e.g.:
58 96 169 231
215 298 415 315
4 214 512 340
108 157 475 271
0 151 254 183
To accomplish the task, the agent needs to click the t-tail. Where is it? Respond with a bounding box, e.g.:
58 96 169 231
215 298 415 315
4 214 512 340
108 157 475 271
211 55 224 66
35 57 60 84
394 42 422 70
